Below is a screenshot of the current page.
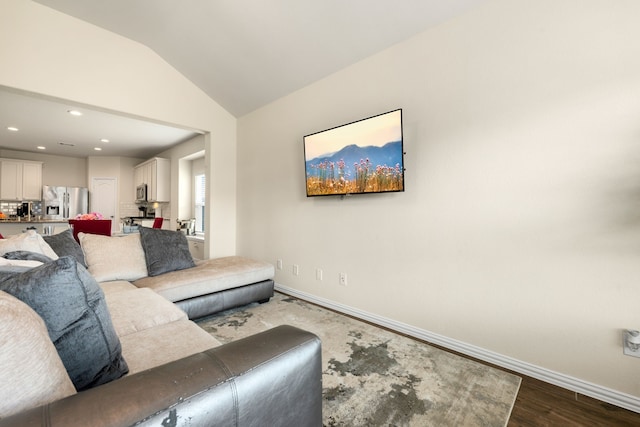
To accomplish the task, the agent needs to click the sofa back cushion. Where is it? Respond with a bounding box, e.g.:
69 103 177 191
79 232 148 282
0 291 76 418
0 257 129 391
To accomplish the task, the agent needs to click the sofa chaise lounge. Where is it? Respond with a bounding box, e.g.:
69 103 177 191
76 227 276 320
0 229 322 426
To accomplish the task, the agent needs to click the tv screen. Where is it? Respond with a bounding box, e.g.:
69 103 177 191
304 109 404 197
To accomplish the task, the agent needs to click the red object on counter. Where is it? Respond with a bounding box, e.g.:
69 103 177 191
68 219 112 243
152 218 163 229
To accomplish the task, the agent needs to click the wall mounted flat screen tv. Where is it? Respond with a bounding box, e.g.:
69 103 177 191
304 109 404 197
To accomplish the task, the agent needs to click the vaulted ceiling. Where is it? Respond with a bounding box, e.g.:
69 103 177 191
34 0 488 116
1 0 487 157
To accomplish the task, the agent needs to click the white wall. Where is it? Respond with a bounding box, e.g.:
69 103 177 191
0 0 236 257
156 134 205 241
237 0 640 402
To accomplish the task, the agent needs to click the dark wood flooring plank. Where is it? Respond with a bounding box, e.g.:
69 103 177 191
508 376 640 426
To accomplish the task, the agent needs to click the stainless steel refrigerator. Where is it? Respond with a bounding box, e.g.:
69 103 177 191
42 186 89 220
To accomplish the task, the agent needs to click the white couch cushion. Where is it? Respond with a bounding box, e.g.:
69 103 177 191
0 291 76 418
79 233 148 282
105 287 188 337
133 256 274 302
100 280 139 295
119 319 220 375
0 257 44 268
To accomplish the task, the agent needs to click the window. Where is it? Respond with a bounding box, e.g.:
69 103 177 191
194 174 205 233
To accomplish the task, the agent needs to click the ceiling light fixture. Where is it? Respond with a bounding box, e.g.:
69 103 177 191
100 138 110 143
67 109 83 116
94 147 102 151
37 146 46 150
7 126 19 132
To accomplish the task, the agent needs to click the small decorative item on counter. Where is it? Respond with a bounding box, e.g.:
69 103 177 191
0 212 5 219
74 212 104 220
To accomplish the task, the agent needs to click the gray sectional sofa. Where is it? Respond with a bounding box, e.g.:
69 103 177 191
77 227 277 320
0 229 322 426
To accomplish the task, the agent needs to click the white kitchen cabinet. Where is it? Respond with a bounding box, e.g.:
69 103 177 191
134 157 170 202
134 164 144 188
0 160 21 200
22 161 42 200
0 159 43 201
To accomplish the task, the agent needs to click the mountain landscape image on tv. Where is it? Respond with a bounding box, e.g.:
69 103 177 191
304 109 404 197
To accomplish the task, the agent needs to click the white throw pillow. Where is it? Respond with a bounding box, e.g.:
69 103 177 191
79 233 148 282
0 257 43 268
0 230 58 260
0 291 76 418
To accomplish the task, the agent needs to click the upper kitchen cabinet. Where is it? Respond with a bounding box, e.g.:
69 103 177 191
134 157 170 202
0 159 43 201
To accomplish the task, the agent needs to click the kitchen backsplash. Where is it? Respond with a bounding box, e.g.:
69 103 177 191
0 201 42 217
1 200 170 220
120 201 170 219
120 201 141 218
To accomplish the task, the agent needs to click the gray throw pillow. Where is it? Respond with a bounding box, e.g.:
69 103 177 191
0 256 128 391
138 227 195 277
43 229 86 267
0 265 31 281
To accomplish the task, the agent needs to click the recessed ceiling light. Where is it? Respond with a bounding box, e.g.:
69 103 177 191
67 109 83 116
100 138 110 143
94 147 102 151
37 146 46 150
7 126 19 132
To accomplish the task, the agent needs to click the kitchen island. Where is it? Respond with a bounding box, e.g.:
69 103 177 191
0 219 70 237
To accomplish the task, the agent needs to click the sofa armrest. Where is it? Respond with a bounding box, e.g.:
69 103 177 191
0 325 322 427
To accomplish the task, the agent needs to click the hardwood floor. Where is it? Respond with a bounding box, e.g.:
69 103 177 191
508 375 640 427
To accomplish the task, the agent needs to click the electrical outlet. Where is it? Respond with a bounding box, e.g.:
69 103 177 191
316 268 323 281
293 264 299 276
276 259 283 270
624 329 640 358
339 272 347 286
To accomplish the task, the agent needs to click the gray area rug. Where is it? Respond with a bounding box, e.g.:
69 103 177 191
197 292 521 427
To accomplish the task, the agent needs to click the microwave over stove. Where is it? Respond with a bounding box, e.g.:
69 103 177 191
136 184 147 202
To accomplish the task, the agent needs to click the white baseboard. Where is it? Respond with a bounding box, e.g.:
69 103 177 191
274 283 640 414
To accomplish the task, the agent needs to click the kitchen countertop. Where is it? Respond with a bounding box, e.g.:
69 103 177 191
0 218 70 223
186 235 205 242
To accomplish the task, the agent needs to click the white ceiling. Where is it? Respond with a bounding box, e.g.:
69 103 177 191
0 88 200 159
0 0 487 158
